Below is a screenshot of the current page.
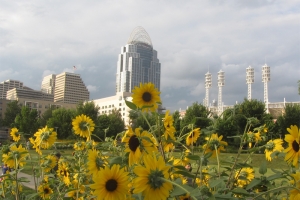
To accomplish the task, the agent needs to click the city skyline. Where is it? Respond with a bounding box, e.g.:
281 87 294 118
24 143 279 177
1 1 299 111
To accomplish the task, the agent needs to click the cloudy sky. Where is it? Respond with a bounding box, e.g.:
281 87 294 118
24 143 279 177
1 0 299 112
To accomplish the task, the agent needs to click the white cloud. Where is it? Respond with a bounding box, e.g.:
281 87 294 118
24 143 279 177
0 0 299 111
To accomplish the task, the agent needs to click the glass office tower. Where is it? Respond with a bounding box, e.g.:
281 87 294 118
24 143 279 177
116 26 161 93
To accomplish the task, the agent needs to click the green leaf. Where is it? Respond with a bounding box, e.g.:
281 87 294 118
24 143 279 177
259 160 267 175
173 170 195 178
246 178 261 190
109 156 123 165
232 187 250 195
169 185 187 197
173 165 186 171
266 173 284 181
186 155 200 160
209 179 224 188
125 100 137 110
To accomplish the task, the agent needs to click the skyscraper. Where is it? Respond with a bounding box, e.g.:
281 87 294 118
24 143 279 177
41 74 56 94
54 72 89 104
0 80 24 99
116 26 161 93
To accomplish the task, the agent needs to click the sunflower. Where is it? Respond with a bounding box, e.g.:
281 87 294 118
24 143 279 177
132 82 161 112
284 125 300 167
41 155 57 172
289 171 300 200
122 127 157 166
186 128 201 146
90 164 129 200
162 141 175 152
235 167 255 187
10 128 20 142
57 162 71 186
264 139 284 161
74 141 86 151
87 149 107 174
38 184 53 199
195 167 210 187
2 144 28 168
133 154 173 200
29 137 42 155
163 110 176 140
247 131 261 148
202 133 228 157
66 174 86 198
33 126 57 150
72 114 95 139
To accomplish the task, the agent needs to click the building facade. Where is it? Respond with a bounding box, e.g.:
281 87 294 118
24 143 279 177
0 80 25 99
54 72 89 104
116 26 161 93
93 92 132 125
41 74 56 94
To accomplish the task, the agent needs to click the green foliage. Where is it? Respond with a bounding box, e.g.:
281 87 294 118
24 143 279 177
14 106 40 138
273 104 300 137
3 100 21 127
129 110 156 130
172 111 181 137
39 107 55 127
47 108 76 139
106 109 125 138
181 102 211 131
76 101 99 123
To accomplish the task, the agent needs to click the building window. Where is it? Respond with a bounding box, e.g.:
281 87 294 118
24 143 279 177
119 103 122 106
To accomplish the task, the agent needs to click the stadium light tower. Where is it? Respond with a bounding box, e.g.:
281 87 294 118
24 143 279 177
204 71 212 108
262 64 270 113
246 66 254 100
217 70 225 116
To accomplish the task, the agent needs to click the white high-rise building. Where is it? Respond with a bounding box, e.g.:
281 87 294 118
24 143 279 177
116 26 161 93
54 72 89 104
41 74 56 94
0 80 24 99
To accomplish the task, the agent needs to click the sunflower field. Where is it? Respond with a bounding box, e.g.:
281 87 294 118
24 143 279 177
1 82 300 200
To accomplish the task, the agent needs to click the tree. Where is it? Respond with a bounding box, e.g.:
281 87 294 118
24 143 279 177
76 101 99 123
39 107 55 127
106 110 125 138
47 108 76 139
172 111 181 137
233 98 267 133
181 102 211 131
273 104 300 138
14 106 40 138
3 101 21 127
95 114 110 140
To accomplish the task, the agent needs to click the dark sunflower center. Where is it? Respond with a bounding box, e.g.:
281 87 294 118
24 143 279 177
292 140 300 152
44 188 50 194
105 179 118 192
148 169 164 189
63 170 68 177
79 121 88 131
142 92 152 102
129 135 140 152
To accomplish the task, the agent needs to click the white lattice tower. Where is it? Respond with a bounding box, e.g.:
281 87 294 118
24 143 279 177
262 64 270 113
246 66 254 100
204 72 212 108
217 70 225 116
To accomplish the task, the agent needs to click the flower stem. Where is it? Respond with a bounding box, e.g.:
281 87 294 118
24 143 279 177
214 144 220 178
